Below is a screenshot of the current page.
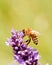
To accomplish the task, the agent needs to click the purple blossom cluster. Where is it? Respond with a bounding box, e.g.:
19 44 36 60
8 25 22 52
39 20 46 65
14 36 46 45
6 29 41 65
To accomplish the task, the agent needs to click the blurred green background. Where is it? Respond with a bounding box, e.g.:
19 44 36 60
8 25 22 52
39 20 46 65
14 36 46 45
0 0 52 65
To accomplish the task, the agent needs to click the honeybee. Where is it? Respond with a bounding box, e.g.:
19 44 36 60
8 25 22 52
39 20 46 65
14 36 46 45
22 28 39 45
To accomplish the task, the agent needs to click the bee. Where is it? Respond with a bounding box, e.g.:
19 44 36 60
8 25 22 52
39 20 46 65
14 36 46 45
22 28 39 45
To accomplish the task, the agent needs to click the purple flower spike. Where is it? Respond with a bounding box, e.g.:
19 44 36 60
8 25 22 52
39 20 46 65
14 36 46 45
6 29 42 65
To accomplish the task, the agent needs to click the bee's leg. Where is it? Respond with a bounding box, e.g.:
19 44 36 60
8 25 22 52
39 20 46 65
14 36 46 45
22 29 31 45
25 37 31 45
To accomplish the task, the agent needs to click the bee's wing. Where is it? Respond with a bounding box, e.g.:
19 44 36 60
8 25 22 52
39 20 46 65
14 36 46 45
31 30 40 35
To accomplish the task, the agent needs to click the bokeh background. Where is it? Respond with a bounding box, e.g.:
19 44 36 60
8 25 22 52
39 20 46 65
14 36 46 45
0 0 52 65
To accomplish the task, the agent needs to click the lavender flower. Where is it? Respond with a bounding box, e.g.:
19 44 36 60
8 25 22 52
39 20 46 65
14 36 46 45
6 29 41 65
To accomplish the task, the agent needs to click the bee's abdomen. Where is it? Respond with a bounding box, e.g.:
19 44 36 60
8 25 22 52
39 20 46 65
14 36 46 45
32 35 38 45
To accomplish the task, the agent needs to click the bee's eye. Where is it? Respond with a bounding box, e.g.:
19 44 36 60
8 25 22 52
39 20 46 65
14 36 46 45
22 29 25 33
